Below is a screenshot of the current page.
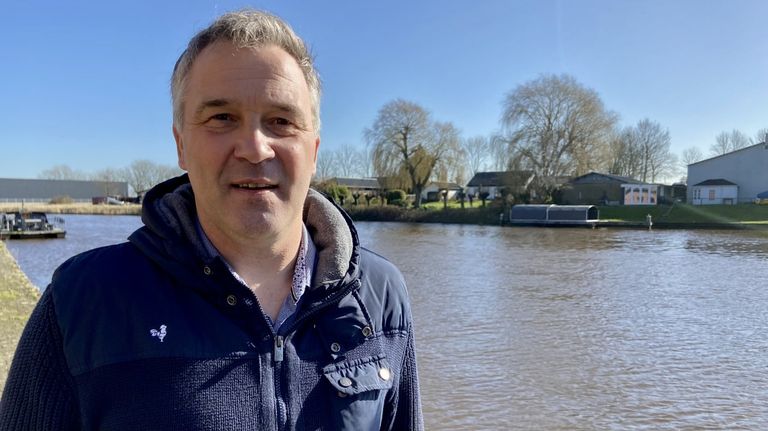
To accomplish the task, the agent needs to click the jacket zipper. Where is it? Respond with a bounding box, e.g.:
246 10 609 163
271 279 360 430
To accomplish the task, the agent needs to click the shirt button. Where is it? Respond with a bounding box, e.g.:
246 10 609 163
330 342 341 353
337 391 348 398
361 326 372 337
338 377 353 388
226 295 237 306
378 367 391 381
203 266 212 275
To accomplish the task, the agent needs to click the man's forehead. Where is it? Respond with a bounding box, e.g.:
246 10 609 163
185 43 309 102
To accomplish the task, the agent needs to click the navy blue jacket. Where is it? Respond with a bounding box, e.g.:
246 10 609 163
0 176 423 430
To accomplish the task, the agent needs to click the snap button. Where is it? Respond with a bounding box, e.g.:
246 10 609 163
330 342 341 353
361 326 372 337
337 391 348 398
378 367 391 381
338 377 353 388
226 295 237 306
203 266 212 275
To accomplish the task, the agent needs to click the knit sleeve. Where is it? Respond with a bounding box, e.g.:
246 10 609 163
0 289 79 430
386 323 424 431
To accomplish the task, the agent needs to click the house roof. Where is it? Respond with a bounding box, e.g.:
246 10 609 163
688 141 768 166
692 178 737 186
466 171 535 187
328 177 380 189
569 171 646 185
426 181 463 190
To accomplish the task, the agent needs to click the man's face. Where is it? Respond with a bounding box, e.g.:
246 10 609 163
174 41 319 245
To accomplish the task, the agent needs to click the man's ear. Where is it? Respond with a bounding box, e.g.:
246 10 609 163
173 125 187 170
311 137 320 175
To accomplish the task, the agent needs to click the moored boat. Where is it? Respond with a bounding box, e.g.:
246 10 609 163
0 212 66 240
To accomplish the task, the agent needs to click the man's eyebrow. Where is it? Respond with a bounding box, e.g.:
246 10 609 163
272 103 308 122
193 99 232 117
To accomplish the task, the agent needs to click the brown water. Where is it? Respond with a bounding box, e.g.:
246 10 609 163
8 217 768 429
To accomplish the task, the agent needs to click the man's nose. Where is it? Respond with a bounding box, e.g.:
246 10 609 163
233 122 276 164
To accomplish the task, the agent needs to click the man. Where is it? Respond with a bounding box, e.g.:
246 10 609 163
0 10 422 430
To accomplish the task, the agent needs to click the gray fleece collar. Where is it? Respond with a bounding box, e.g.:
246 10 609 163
302 188 355 289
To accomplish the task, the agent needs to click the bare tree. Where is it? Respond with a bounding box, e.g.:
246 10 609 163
501 74 617 182
634 119 673 182
314 147 335 182
710 129 752 156
38 164 88 180
680 146 704 166
607 127 642 178
432 122 463 184
462 135 489 177
755 128 768 144
367 99 454 208
122 159 182 195
488 134 510 171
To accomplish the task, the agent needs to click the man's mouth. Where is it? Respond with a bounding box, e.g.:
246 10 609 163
234 183 277 190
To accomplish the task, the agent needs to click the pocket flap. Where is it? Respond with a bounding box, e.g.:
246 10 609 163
323 355 394 395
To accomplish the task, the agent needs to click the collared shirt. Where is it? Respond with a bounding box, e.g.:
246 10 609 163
197 222 316 331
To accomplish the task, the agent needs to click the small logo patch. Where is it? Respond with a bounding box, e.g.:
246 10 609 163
150 325 167 342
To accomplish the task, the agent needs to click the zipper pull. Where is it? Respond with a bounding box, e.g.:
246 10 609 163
274 335 284 363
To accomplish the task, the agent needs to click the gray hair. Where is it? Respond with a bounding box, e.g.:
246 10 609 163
171 10 321 132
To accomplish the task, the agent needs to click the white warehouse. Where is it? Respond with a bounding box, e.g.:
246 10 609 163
687 142 768 204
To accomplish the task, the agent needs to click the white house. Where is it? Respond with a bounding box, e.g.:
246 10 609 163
690 179 738 205
465 171 535 199
420 181 462 202
687 142 768 203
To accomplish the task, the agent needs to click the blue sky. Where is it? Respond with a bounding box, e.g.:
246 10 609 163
2 0 766 179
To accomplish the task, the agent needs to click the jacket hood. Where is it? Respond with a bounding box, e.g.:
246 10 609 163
129 174 360 298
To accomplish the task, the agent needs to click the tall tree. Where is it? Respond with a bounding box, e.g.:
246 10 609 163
432 122 463 184
501 74 616 182
607 127 642 178
710 129 752 156
366 99 454 208
488 134 511 171
634 118 673 182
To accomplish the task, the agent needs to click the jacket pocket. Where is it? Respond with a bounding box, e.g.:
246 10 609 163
322 355 394 430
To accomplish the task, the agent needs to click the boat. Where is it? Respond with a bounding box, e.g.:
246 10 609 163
0 212 66 240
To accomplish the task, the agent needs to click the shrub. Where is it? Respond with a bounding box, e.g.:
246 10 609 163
386 189 407 206
315 182 350 205
49 195 74 204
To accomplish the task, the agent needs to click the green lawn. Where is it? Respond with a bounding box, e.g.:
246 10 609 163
598 203 768 224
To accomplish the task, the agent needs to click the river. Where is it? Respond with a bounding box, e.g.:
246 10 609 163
6 215 768 430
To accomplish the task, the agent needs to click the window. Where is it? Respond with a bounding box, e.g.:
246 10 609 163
709 189 716 200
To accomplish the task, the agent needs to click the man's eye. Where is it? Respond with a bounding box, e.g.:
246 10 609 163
272 118 291 126
210 113 235 122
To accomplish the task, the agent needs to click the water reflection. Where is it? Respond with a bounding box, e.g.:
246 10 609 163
355 223 768 430
7 219 768 429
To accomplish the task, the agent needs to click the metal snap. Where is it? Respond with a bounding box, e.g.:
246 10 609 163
203 266 212 275
338 377 353 388
330 342 341 353
361 326 372 337
226 295 237 306
378 367 391 381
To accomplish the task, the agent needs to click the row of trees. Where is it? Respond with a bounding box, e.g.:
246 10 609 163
39 160 183 196
319 74 766 205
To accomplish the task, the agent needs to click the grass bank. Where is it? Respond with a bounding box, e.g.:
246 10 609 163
344 202 768 228
599 203 768 226
0 202 140 215
0 241 39 390
346 205 504 225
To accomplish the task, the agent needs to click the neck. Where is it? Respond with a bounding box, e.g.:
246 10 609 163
202 218 304 287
